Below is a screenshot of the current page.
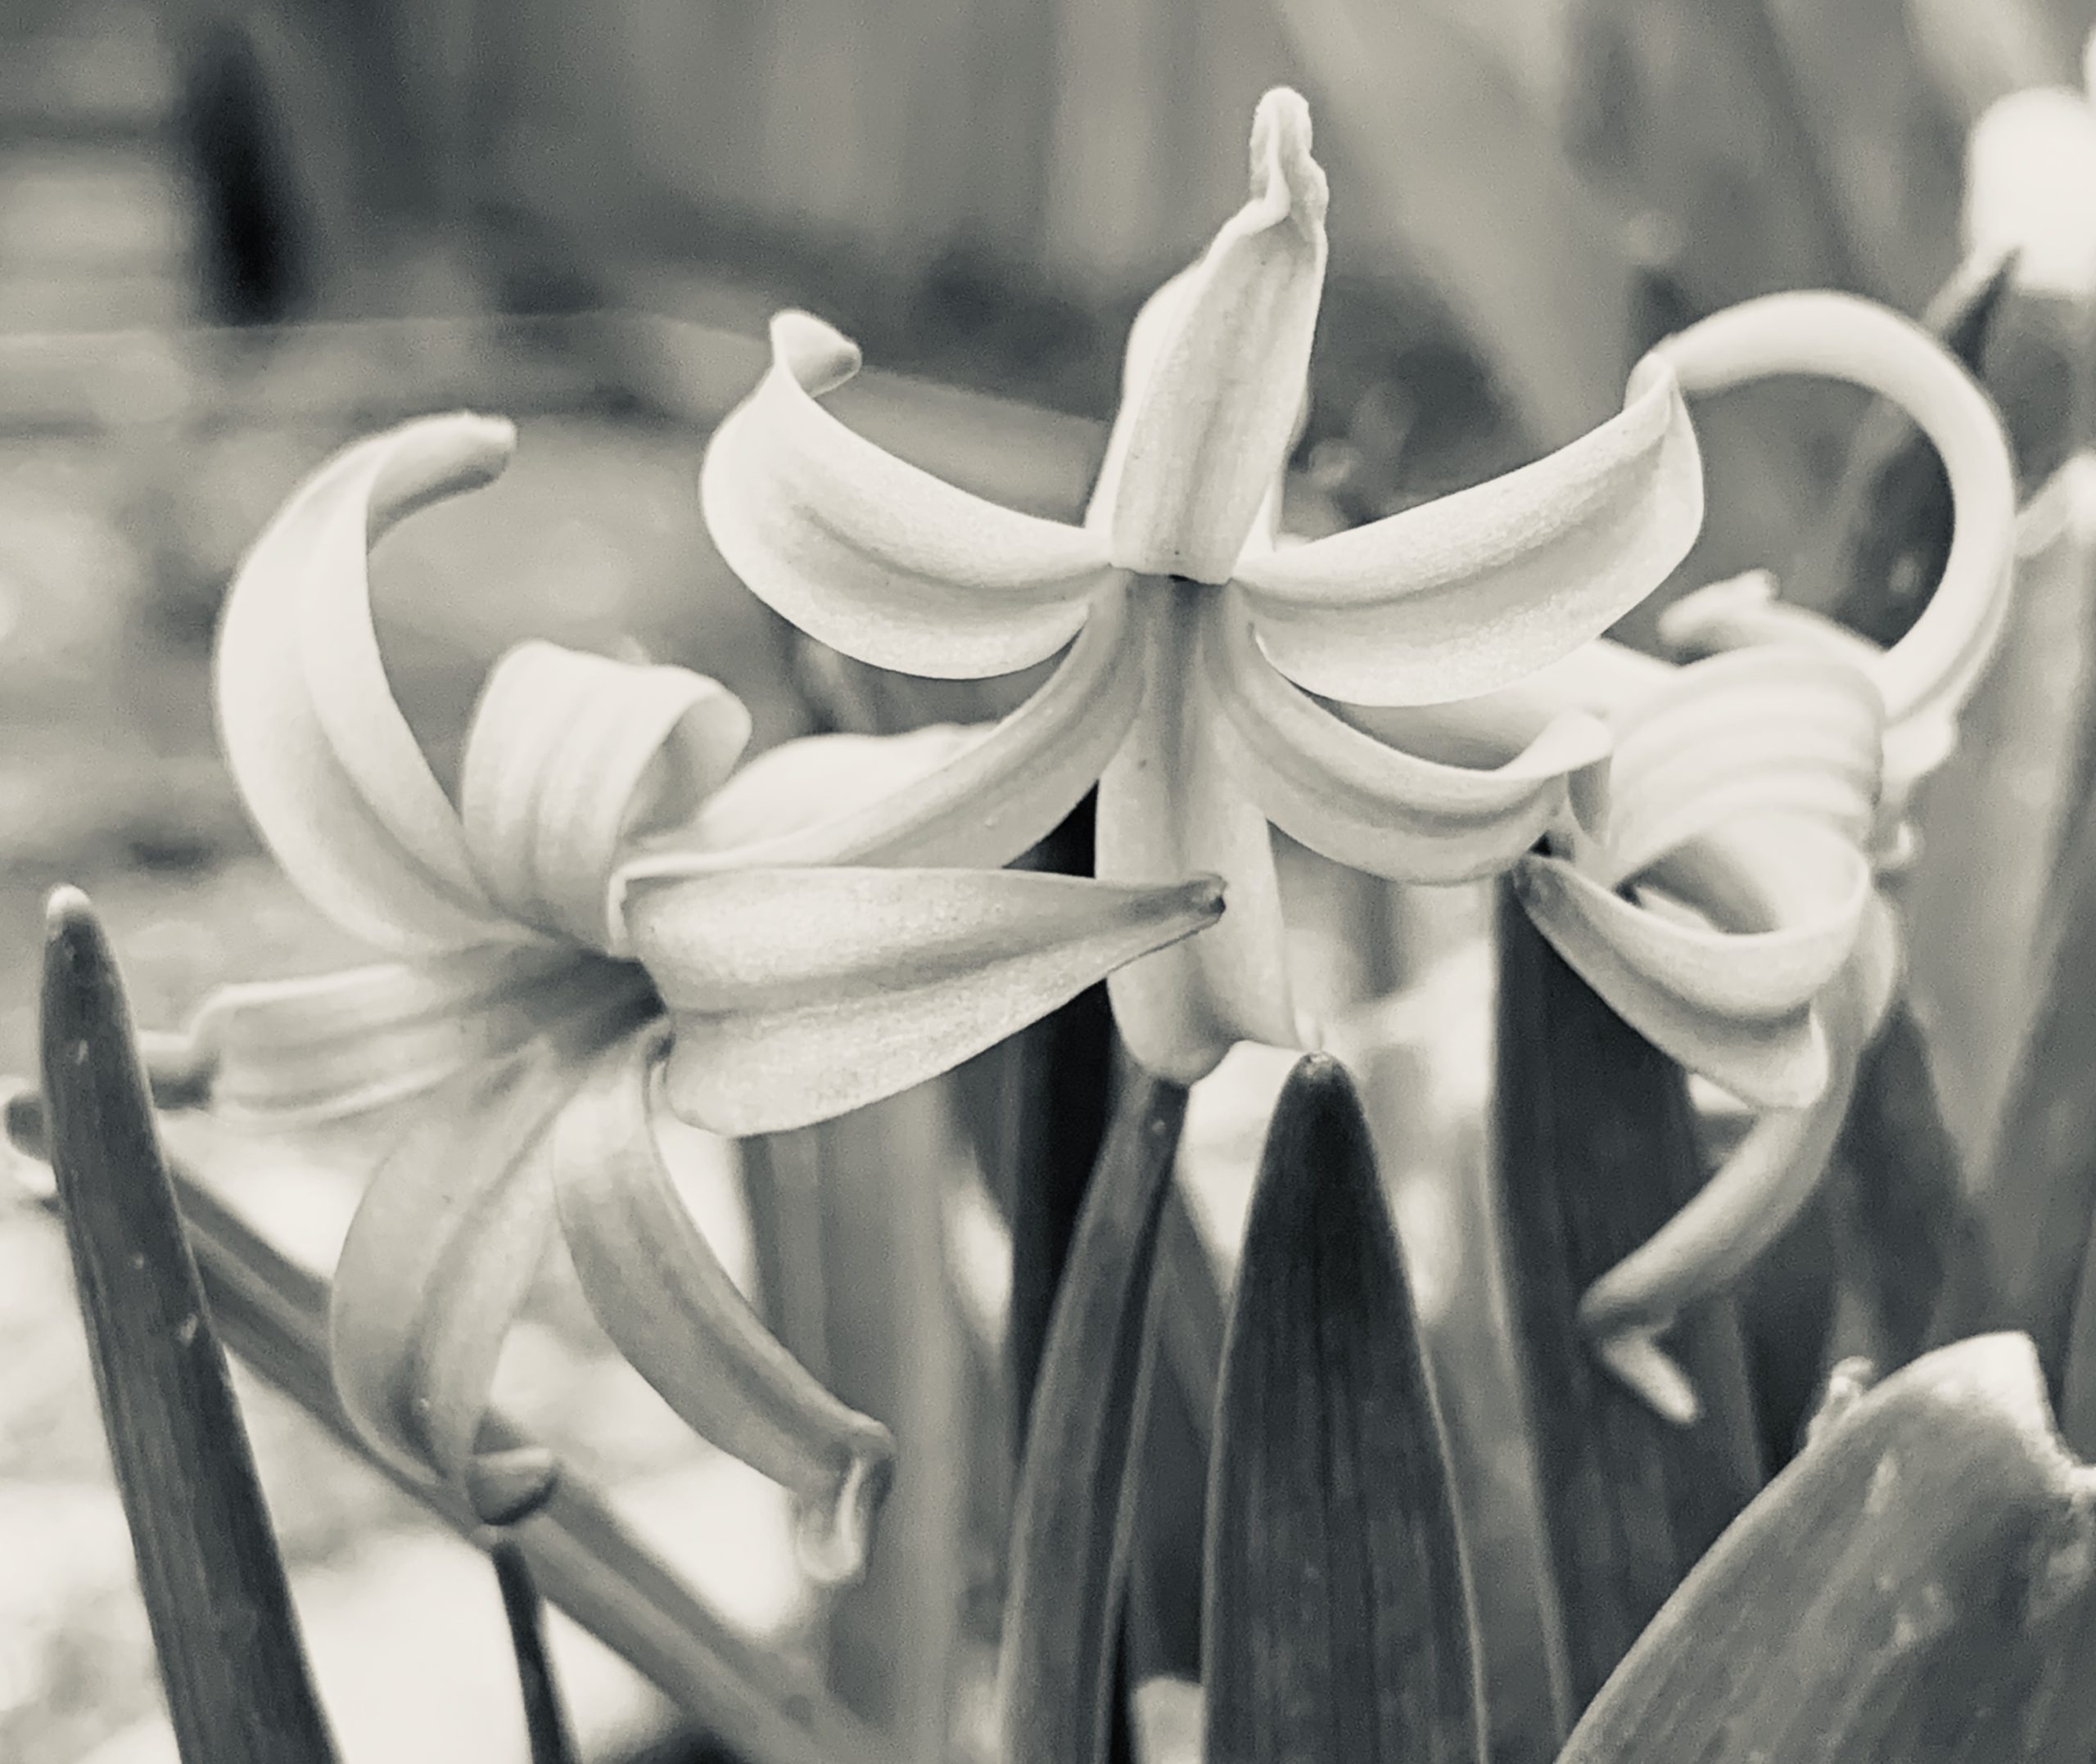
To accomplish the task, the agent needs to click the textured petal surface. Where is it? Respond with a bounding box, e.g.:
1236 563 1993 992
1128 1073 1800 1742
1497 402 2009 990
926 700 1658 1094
700 312 1116 677
553 1034 895 1584
216 414 519 952
1095 587 1297 1081
622 585 1143 882
630 866 1223 1135
1594 647 1883 888
190 945 650 1126
1513 821 1871 1109
1232 355 1701 706
1647 292 2017 729
1104 89 1327 581
460 642 752 950
1201 590 1610 882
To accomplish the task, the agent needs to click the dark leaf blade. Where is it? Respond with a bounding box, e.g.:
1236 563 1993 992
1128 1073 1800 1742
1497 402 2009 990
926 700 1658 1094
38 887 338 1764
495 1540 580 1764
999 1071 1188 1764
1558 1333 2096 1763
1204 1054 1483 1764
1491 884 1765 1715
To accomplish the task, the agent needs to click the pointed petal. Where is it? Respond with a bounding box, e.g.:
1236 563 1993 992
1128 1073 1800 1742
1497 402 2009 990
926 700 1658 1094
328 997 655 1518
190 948 652 1126
1232 354 1701 706
216 414 519 952
553 1033 895 1585
699 312 1116 677
630 867 1223 1135
621 585 1144 882
1647 291 2017 729
459 641 753 950
1094 588 1297 1081
1512 820 1871 1108
1104 89 1327 581
1199 590 1611 882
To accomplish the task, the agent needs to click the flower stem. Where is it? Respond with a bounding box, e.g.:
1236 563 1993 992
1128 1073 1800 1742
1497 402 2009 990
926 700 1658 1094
494 1540 580 1764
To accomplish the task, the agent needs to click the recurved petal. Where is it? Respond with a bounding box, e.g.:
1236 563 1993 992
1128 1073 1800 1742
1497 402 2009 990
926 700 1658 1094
1104 88 1328 581
629 867 1224 1135
458 641 753 950
1200 590 1610 881
1646 292 2017 729
1579 963 1872 1421
1597 647 1884 889
699 311 1117 678
189 945 653 1126
217 414 520 953
1232 353 1701 706
621 584 1144 882
1512 819 1872 1108
553 1032 895 1585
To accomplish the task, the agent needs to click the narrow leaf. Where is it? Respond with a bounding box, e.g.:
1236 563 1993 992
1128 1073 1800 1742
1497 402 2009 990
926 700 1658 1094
38 887 338 1764
1203 1055 1483 1764
494 1541 580 1764
1000 1073 1189 1764
1558 1334 2096 1763
1491 882 1764 1714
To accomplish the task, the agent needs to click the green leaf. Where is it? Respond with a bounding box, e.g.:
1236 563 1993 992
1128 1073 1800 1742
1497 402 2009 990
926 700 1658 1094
1203 1054 1482 1764
38 887 338 1764
1000 1072 1189 1764
1558 1334 2096 1763
493 1541 580 1764
1491 882 1765 1715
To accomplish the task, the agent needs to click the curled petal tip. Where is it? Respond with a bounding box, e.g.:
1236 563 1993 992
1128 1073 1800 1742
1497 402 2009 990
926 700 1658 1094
1592 1329 1702 1426
467 1446 561 1527
768 311 863 399
794 1438 897 1587
1655 571 1778 656
1249 87 1327 231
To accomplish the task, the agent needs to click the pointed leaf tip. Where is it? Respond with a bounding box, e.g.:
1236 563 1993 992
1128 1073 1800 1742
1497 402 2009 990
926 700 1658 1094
39 889 339 1764
1205 1051 1484 1763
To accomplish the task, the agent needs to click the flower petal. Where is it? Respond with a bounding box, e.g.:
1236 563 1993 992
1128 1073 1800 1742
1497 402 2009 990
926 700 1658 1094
1646 291 2017 729
459 641 752 950
1200 589 1610 882
629 867 1224 1135
1512 819 1872 1108
553 1032 895 1585
699 312 1117 678
1104 89 1328 581
620 584 1144 882
1594 646 1884 888
189 946 653 1126
1579 959 1872 1421
216 414 519 952
1094 587 1297 1080
1233 354 1701 706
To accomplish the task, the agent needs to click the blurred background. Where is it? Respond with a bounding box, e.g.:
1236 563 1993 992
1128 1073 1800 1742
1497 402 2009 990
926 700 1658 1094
4 0 2096 1758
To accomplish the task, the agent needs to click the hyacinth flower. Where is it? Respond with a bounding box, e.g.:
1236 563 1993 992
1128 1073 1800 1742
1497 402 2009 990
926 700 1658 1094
150 414 1224 1572
1447 294 2017 1417
701 84 1707 1083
